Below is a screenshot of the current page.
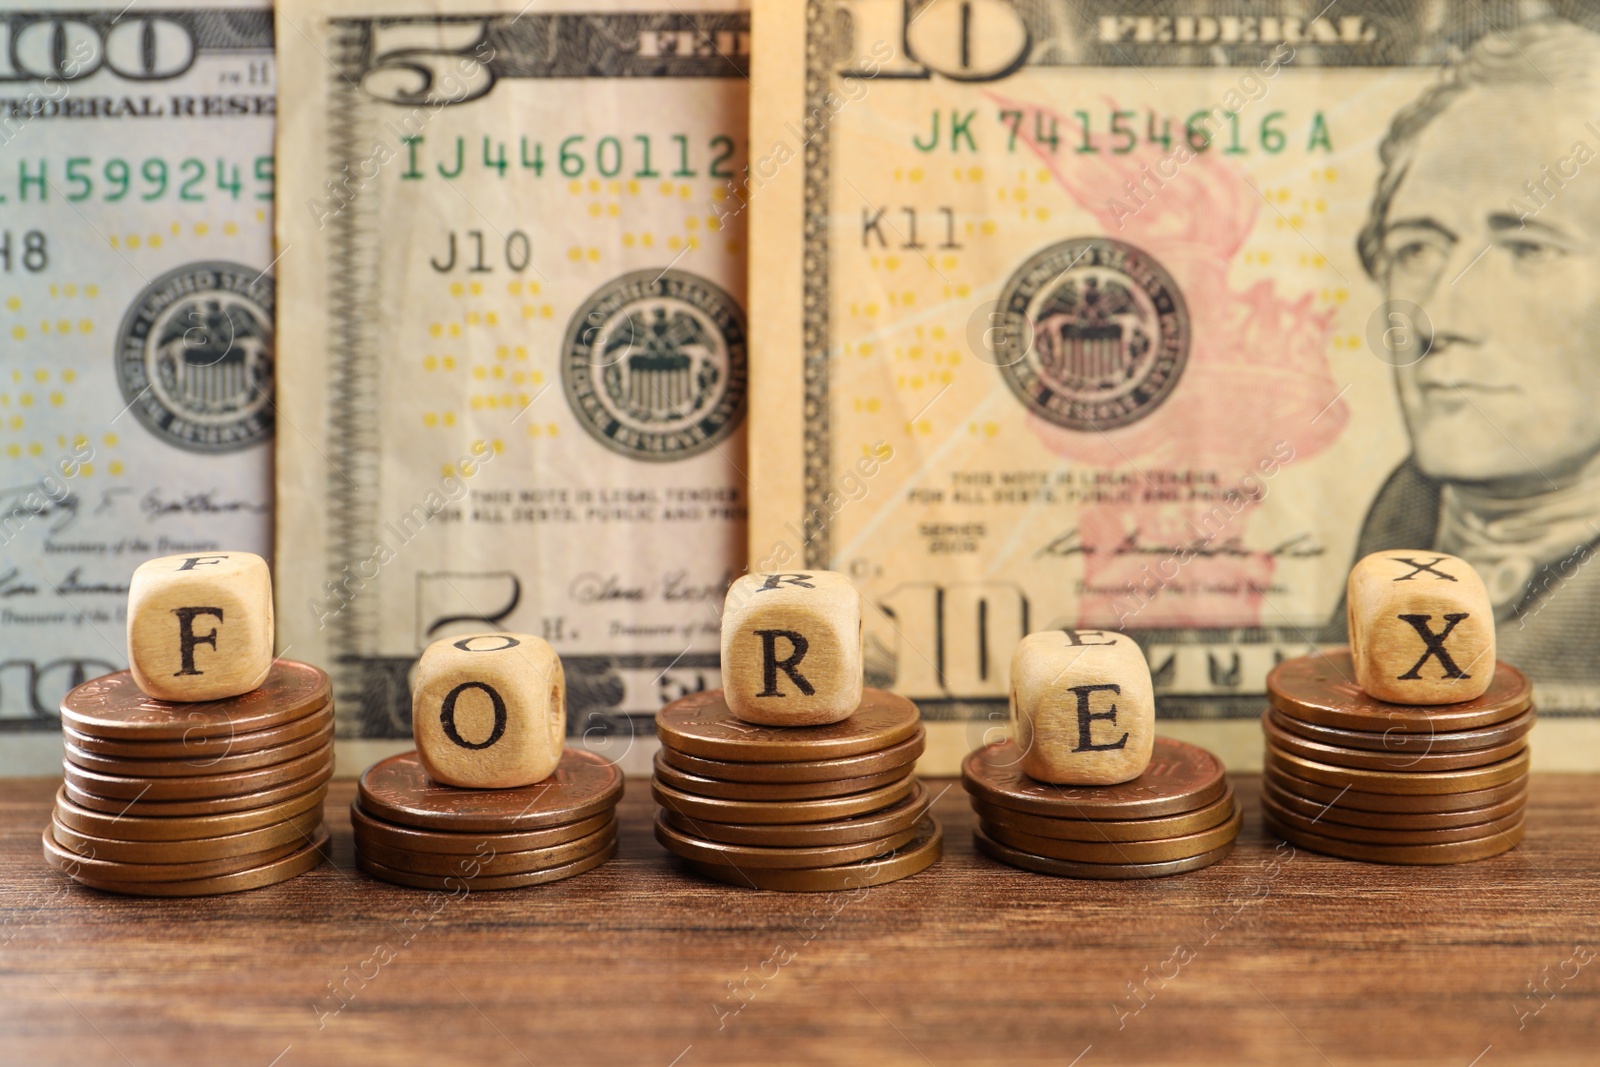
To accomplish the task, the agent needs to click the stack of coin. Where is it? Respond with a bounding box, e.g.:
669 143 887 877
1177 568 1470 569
964 736 1239 879
1262 651 1533 864
352 748 623 890
45 663 334 896
651 688 941 891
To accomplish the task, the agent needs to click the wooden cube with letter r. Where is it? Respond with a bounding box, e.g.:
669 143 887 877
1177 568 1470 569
126 551 274 702
721 571 862 726
1010 629 1155 786
1347 550 1495 704
413 633 566 788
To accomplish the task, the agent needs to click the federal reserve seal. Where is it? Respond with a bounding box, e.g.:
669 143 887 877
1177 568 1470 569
992 238 1188 431
562 269 746 461
115 261 274 453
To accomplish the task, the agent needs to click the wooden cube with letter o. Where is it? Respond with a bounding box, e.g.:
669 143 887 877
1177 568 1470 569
1009 629 1155 786
126 551 274 702
413 633 566 788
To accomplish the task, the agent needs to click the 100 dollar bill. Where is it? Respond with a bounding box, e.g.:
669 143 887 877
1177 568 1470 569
749 1 1600 770
0 1 275 768
275 0 750 766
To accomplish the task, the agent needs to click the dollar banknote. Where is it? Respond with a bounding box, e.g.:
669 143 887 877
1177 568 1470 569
749 0 1600 771
0 1 275 769
275 0 750 769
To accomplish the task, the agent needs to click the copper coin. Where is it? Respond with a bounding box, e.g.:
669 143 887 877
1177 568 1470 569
1264 763 1529 815
972 785 1237 843
662 782 931 847
975 827 1234 880
656 687 920 762
979 805 1242 865
680 816 941 892
63 741 333 801
51 782 328 841
652 753 909 801
1267 650 1530 733
44 824 307 882
50 804 325 863
963 738 1227 820
652 771 916 824
349 803 611 855
62 700 333 760
654 813 919 869
1261 712 1527 773
60 662 331 740
357 838 616 891
1260 792 1524 846
64 719 335 778
64 761 335 816
1266 745 1529 796
1266 706 1534 755
1261 777 1527 830
53 826 330 896
359 748 623 832
1264 812 1525 865
356 821 615 877
659 729 925 783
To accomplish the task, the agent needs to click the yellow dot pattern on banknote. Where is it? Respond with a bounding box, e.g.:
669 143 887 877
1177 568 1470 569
1 281 117 470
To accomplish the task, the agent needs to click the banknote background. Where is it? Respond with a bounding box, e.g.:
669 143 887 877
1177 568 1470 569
274 0 750 776
0 1 276 772
749 0 1600 772
6 0 1600 777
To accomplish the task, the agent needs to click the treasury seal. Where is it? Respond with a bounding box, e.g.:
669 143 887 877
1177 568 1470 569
992 238 1188 431
115 261 274 453
562 269 746 461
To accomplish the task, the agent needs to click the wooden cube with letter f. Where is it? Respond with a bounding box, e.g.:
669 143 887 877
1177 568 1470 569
126 551 274 702
1009 629 1155 785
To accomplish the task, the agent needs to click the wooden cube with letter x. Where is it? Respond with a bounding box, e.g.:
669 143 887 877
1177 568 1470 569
1009 629 1155 786
413 633 566 789
126 551 274 702
720 571 863 726
1347 551 1495 705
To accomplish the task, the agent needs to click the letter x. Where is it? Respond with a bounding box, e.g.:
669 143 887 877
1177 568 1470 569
1396 613 1471 680
1390 556 1457 582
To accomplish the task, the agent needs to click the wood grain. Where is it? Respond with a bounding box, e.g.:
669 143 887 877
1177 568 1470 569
1 774 1596 1066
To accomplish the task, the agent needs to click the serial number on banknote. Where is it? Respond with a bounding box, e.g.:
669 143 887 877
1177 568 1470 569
0 156 274 203
914 108 1334 156
395 133 742 181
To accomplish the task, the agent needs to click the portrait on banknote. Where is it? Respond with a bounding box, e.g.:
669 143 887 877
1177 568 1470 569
1332 17 1600 709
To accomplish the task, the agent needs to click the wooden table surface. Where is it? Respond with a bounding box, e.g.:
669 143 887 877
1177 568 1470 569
2 773 1596 1066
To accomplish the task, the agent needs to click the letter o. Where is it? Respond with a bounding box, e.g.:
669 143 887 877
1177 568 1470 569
439 681 508 750
453 634 520 653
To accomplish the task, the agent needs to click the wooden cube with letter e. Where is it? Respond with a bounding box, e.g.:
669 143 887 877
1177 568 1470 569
720 571 863 726
413 633 566 789
126 551 275 702
1008 628 1155 786
1347 550 1495 704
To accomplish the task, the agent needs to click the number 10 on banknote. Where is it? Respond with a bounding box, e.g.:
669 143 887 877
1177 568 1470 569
750 0 1600 762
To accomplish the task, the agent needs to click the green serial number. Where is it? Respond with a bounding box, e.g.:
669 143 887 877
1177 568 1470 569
0 156 274 204
398 134 742 181
912 107 1333 156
